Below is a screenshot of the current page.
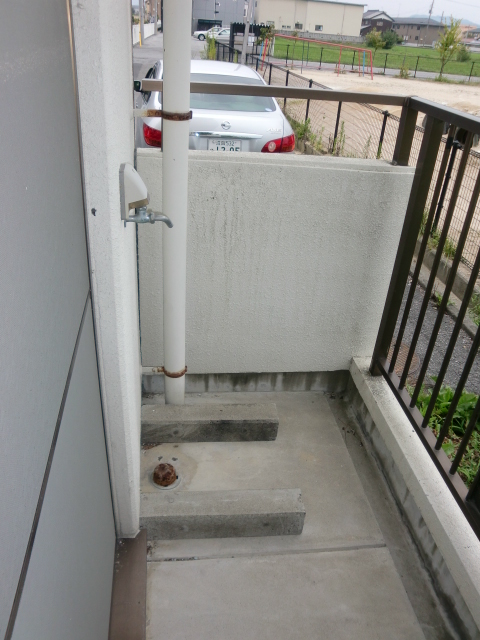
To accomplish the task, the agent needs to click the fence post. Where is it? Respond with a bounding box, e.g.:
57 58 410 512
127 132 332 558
256 56 259 71
333 101 342 146
216 42 219 60
377 111 389 159
370 114 444 375
351 50 356 71
414 56 419 78
384 54 388 74
469 61 475 82
305 79 313 122
306 41 310 68
268 62 273 85
319 47 323 69
284 69 289 109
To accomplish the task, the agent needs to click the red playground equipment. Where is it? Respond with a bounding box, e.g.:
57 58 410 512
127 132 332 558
274 34 374 80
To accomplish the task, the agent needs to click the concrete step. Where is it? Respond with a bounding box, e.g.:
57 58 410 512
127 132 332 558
140 489 305 540
141 402 279 445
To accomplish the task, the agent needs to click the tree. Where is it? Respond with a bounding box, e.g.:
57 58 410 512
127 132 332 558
381 30 398 50
365 29 385 60
435 17 462 79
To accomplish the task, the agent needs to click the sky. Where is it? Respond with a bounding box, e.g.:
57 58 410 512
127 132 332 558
366 0 480 24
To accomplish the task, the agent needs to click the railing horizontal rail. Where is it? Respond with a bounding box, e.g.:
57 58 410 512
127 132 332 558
140 79 407 107
410 97 480 136
140 79 480 135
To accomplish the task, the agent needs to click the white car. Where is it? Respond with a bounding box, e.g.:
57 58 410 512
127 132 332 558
136 60 295 154
193 26 222 41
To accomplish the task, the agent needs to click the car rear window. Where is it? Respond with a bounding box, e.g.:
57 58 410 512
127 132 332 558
189 73 276 112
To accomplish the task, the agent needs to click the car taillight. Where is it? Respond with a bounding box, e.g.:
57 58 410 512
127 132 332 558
261 133 295 153
143 123 162 148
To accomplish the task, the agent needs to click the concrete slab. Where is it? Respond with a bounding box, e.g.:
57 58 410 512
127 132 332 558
143 392 384 559
141 489 305 539
146 547 425 640
141 402 278 444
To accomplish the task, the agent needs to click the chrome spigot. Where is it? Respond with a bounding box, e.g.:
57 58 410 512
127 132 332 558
124 206 173 227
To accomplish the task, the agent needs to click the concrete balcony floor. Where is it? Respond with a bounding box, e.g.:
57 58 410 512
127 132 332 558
142 391 452 640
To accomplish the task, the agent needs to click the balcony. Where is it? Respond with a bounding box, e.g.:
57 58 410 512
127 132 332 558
126 59 480 639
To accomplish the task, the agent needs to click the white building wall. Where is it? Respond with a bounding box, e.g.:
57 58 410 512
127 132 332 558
71 0 141 537
256 0 364 36
137 151 413 373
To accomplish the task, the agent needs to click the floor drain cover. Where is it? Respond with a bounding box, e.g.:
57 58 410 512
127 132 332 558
153 463 178 487
387 341 420 383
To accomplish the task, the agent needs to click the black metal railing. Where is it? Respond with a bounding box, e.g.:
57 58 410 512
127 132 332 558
140 65 480 537
370 101 480 538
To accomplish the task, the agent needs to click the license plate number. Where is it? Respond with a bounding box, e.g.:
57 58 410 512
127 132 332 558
208 139 242 152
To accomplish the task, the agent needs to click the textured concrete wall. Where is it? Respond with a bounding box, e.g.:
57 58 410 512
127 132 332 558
137 151 413 373
72 0 141 537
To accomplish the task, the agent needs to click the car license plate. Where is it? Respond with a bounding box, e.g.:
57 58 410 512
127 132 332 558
208 139 242 152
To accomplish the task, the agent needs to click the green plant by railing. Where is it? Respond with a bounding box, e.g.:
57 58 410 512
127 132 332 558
332 121 345 156
413 382 480 487
202 35 217 60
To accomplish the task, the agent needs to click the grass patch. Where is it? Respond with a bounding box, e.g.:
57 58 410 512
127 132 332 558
469 294 480 326
411 383 480 487
272 37 480 78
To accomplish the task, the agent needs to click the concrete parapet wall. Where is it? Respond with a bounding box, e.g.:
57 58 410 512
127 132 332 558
137 151 414 372
350 357 480 637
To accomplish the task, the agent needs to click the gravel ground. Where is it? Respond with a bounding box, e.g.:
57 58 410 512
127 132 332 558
394 278 480 395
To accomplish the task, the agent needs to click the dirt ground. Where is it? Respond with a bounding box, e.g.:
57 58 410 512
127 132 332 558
303 68 480 120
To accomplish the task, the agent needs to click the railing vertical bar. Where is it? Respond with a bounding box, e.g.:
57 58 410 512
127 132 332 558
406 132 474 396
370 114 444 374
305 79 313 121
284 70 289 109
432 140 460 232
421 169 480 428
268 62 272 85
333 101 342 144
388 125 456 375
392 99 418 166
376 111 389 159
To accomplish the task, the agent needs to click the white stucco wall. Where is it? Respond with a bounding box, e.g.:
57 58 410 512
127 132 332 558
72 0 141 537
137 151 413 373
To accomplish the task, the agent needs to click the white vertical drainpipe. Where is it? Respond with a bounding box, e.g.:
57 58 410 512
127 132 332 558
162 0 192 404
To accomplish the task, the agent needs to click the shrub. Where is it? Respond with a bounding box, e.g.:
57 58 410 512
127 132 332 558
456 44 471 62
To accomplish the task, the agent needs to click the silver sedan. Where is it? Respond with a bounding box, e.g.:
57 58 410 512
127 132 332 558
136 60 295 154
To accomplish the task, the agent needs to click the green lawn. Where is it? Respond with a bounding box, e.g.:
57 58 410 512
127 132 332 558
271 37 480 78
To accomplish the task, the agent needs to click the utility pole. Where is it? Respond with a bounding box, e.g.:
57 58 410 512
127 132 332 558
241 0 254 65
140 0 145 45
154 0 157 32
425 0 434 47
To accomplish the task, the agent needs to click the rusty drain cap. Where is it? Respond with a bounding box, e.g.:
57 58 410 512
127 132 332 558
152 463 179 489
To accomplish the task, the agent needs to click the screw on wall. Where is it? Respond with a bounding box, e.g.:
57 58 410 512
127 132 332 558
91 208 96 216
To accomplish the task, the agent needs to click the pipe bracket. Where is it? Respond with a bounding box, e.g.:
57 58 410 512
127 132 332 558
160 365 188 378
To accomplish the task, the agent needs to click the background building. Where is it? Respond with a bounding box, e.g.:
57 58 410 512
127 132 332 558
360 9 393 35
255 0 364 38
192 0 245 31
392 17 443 46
